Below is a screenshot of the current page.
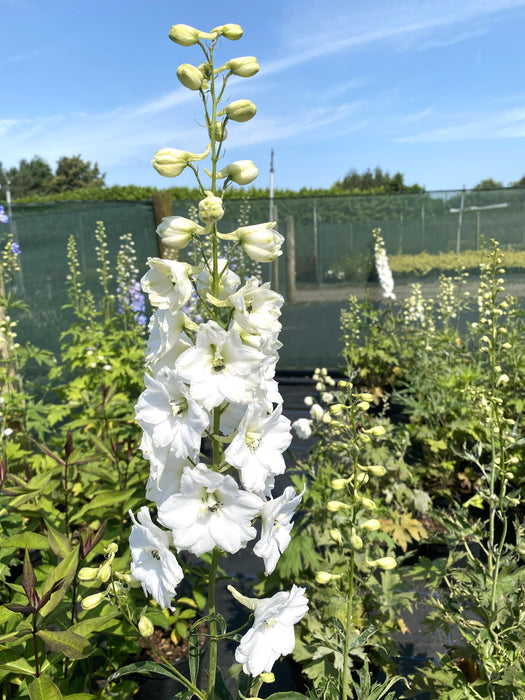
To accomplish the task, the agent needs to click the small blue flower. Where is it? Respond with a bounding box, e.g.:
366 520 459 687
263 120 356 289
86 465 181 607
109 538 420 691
12 242 21 255
0 206 8 224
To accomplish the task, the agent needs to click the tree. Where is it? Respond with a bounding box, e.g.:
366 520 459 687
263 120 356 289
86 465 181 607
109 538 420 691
472 178 504 190
509 175 525 188
331 166 424 194
3 156 53 199
46 155 106 193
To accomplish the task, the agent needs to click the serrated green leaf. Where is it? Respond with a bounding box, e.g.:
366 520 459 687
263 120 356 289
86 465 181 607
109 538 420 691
1 532 50 550
38 546 79 618
37 629 94 660
29 674 63 700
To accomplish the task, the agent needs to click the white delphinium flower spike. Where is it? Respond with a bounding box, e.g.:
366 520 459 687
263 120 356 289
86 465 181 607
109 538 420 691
253 486 304 575
129 507 183 610
175 320 265 410
230 584 309 677
158 463 263 555
135 370 210 457
225 403 292 494
373 228 396 301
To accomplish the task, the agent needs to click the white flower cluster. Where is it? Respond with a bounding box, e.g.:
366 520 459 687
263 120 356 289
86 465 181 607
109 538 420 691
128 20 307 680
373 228 396 300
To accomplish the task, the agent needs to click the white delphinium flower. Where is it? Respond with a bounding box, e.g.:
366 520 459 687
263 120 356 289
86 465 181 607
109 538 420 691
129 507 183 610
232 585 309 677
135 370 210 456
292 418 312 439
310 403 324 421
145 308 192 372
175 320 265 410
253 486 304 575
141 257 195 310
196 258 240 299
225 404 292 493
373 228 395 301
158 463 263 555
141 433 197 505
229 277 283 335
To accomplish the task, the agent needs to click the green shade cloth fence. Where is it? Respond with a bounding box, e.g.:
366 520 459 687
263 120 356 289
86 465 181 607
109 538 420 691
7 187 525 369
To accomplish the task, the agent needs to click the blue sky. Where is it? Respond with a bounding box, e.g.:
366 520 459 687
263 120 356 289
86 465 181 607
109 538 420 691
2 0 525 193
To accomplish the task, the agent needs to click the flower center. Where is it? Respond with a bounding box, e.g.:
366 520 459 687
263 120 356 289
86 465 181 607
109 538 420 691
201 489 223 514
170 396 188 417
245 428 262 452
210 344 226 373
150 549 161 560
264 617 277 627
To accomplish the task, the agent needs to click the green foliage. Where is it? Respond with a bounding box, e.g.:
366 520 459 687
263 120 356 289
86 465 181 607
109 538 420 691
332 166 424 195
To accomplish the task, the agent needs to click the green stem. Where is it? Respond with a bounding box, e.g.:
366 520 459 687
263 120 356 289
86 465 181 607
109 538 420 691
206 547 220 700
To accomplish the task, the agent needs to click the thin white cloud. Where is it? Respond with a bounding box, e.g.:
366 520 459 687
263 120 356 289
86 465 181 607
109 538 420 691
0 50 40 66
397 106 525 142
264 0 525 74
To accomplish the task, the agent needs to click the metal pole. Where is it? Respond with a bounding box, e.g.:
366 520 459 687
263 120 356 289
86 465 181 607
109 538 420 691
313 199 319 285
456 190 465 255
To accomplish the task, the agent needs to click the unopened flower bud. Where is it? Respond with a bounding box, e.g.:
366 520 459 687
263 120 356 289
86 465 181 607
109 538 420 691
77 567 99 581
220 24 244 40
225 56 259 77
219 222 283 262
350 533 363 550
357 393 374 402
362 518 381 531
199 192 224 223
152 145 210 178
331 478 350 490
259 672 275 684
177 63 205 90
330 403 346 414
327 500 350 512
157 216 206 249
360 497 376 511
497 373 510 386
366 464 387 477
374 556 397 570
208 121 228 142
216 160 258 185
321 413 332 424
169 24 213 47
315 571 342 584
221 99 257 122
330 528 344 545
97 560 112 583
304 396 314 407
363 425 386 437
81 591 107 611
356 401 370 411
138 615 155 637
